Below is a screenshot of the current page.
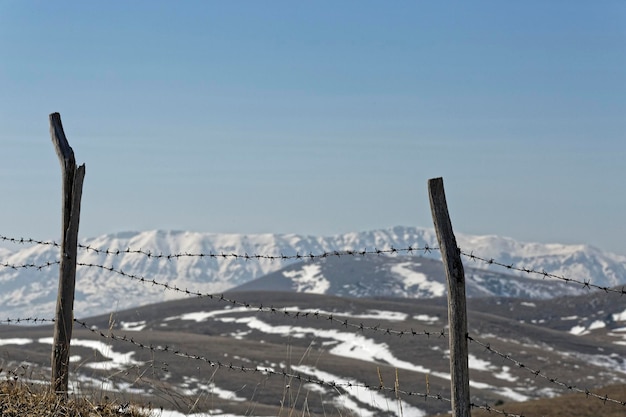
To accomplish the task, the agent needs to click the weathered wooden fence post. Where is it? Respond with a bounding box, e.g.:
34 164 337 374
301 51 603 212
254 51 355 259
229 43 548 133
50 112 85 396
428 177 471 417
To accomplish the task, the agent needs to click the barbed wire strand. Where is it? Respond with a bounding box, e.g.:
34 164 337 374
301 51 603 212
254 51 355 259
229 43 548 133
1 233 622 414
2 247 622 337
0 234 437 260
467 334 626 407
0 261 59 270
74 318 527 417
9 317 614 417
72 319 450 402
0 317 55 325
3 232 624 295
460 250 626 296
0 235 60 247
3 317 619 410
77 245 438 260
3 250 625 298
75 262 447 339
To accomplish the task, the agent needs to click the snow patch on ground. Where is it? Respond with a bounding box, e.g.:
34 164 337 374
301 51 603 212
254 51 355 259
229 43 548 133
569 325 589 336
221 316 449 381
120 320 147 331
281 307 408 321
71 373 148 395
560 352 626 375
166 306 409 323
38 338 143 371
413 314 439 324
494 387 530 402
0 338 32 346
291 364 427 417
570 320 607 336
165 307 250 322
151 412 263 417
390 263 445 297
588 320 606 330
467 380 529 401
283 264 330 294
612 308 626 322
178 376 245 401
493 366 518 382
468 354 496 371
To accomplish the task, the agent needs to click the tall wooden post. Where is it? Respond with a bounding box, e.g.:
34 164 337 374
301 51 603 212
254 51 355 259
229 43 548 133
428 177 471 417
50 113 85 396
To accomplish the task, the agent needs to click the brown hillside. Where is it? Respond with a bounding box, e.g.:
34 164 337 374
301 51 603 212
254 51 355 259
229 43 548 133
431 384 626 417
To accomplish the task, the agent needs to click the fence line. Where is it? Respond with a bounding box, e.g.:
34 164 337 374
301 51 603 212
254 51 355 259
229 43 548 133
71 318 452 401
2 236 625 411
2 259 624 413
71 317 528 417
98 263 626 406
76 262 448 339
2 232 624 295
0 312 626 408
2 114 623 415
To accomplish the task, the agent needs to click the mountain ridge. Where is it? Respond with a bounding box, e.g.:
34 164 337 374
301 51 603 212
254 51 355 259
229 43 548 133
1 226 625 319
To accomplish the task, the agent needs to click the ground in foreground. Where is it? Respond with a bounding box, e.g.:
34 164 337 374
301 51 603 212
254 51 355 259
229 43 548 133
0 380 149 417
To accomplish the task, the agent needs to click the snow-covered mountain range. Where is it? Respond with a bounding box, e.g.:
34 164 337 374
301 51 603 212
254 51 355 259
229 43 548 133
1 226 625 318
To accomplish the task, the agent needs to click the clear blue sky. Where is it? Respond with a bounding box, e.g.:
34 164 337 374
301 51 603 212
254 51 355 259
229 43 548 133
1 1 625 253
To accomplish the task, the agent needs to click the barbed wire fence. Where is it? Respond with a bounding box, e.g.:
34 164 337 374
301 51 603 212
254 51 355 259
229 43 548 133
3 232 625 295
0 315 520 416
3 114 624 417
4 298 623 409
1 234 625 416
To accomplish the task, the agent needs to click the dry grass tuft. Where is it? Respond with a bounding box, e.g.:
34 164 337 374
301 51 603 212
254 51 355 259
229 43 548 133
0 380 150 417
